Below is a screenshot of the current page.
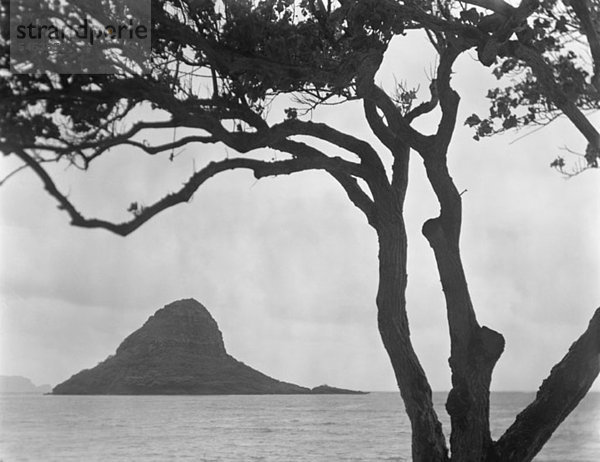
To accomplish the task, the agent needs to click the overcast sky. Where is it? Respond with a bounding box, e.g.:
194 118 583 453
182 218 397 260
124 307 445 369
1 35 599 392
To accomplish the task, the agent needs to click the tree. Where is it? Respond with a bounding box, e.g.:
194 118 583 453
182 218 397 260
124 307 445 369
0 0 598 460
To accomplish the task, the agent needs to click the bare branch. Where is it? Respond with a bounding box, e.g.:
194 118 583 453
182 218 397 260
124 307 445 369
12 147 357 237
270 119 385 171
34 120 183 163
495 307 600 461
122 135 217 155
406 80 439 123
271 138 376 221
0 163 28 187
328 171 377 223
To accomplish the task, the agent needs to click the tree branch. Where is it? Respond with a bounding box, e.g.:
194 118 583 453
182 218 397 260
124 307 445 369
0 163 28 186
270 119 385 171
495 307 600 461
406 80 439 123
271 138 376 221
569 0 600 91
122 135 217 155
433 46 461 155
363 100 411 202
12 147 355 236
191 116 391 207
355 51 430 148
359 82 431 153
462 0 516 15
328 171 377 224
512 42 600 155
363 100 397 153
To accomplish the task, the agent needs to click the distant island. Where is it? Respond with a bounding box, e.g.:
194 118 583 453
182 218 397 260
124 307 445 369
0 375 52 393
53 299 367 395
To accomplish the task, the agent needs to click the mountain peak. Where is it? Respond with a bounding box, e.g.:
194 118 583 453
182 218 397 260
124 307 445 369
115 298 226 359
162 298 209 312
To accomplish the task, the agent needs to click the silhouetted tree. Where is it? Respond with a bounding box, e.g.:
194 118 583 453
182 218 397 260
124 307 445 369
1 1 598 460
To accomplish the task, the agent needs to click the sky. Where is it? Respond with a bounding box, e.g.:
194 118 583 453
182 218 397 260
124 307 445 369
0 34 599 393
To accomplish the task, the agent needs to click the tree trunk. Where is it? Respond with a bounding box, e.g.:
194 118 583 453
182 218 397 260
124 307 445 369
420 156 599 461
423 216 504 461
376 214 449 462
421 158 504 461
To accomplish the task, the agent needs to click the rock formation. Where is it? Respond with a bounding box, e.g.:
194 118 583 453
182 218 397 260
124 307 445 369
53 299 366 395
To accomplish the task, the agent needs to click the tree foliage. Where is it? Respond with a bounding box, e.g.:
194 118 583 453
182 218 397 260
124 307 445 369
465 0 600 174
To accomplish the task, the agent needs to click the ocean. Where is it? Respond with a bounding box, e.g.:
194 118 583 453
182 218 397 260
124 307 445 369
1 392 598 461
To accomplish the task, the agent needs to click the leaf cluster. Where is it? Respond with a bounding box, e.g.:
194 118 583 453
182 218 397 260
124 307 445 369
464 0 600 170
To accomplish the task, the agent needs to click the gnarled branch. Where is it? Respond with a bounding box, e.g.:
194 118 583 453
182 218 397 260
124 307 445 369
11 146 362 236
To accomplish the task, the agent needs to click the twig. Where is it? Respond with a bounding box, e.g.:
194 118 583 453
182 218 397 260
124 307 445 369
0 164 28 187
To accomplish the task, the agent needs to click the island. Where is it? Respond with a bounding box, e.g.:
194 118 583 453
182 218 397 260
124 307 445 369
309 384 366 394
0 375 52 393
53 299 367 395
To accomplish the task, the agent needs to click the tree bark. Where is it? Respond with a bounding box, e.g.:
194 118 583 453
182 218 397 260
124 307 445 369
376 210 449 462
421 157 504 461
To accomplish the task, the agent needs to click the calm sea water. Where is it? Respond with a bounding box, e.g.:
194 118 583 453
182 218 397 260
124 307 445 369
1 392 598 461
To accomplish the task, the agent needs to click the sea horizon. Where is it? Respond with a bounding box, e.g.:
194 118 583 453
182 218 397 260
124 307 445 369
2 391 599 461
